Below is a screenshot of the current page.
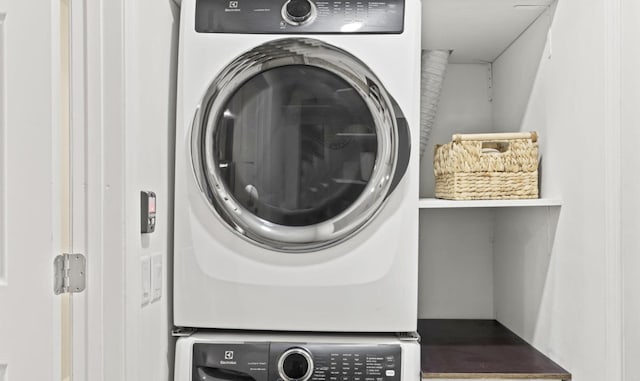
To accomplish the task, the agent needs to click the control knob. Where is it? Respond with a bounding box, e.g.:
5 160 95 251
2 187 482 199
282 0 316 25
278 348 314 381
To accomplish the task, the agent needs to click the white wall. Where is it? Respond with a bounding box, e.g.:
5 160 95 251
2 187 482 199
492 1 613 380
419 64 493 197
418 64 495 319
491 1 558 342
622 0 640 379
492 4 553 134
419 209 495 318
123 1 179 380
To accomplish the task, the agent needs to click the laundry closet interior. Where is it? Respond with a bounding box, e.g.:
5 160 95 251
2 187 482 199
116 0 615 380
416 0 572 379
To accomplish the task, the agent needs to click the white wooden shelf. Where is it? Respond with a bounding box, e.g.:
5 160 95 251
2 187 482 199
419 198 562 209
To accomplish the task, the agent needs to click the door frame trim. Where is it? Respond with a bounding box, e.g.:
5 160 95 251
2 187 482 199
603 0 623 379
79 0 128 379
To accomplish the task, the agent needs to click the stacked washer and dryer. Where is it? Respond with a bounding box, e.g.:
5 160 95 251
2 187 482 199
173 0 422 379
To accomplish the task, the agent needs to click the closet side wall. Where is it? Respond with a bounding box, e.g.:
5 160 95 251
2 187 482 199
492 1 609 381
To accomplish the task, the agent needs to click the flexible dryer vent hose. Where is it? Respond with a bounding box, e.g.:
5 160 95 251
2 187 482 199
420 50 450 157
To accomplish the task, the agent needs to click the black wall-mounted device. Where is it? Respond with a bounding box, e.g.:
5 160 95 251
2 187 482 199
141 191 157 234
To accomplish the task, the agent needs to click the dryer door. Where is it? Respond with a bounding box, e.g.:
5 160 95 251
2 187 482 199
191 38 410 252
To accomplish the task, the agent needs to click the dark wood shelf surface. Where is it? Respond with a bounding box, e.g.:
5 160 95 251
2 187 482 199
418 319 571 380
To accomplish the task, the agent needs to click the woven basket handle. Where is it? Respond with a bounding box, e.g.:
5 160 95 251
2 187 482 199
452 131 538 143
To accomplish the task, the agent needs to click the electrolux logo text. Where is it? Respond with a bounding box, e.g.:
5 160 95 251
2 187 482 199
220 350 237 365
225 0 241 11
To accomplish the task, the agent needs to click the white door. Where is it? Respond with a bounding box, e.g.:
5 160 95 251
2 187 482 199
0 0 63 380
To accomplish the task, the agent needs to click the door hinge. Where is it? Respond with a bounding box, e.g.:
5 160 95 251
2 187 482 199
54 253 86 295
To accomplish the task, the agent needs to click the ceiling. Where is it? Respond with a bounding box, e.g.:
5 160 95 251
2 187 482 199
422 0 555 63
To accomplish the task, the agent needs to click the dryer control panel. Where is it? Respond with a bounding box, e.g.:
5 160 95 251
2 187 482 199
195 0 404 34
192 342 402 381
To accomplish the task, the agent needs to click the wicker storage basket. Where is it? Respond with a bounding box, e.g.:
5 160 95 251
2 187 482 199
434 132 539 200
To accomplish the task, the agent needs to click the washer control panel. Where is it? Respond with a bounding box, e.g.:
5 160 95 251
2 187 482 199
192 342 402 381
195 0 404 34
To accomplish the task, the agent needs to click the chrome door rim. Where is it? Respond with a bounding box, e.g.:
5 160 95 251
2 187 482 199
191 38 400 252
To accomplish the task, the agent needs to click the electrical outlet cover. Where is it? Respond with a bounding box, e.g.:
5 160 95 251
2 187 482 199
141 256 151 306
151 254 162 302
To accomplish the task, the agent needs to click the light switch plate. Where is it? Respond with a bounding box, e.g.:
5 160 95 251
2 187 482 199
141 256 151 306
151 254 162 302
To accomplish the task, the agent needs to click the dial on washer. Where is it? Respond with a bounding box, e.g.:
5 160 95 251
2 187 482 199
278 348 314 381
283 0 314 24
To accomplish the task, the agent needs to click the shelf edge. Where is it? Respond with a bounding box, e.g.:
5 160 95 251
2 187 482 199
418 198 563 209
422 372 572 380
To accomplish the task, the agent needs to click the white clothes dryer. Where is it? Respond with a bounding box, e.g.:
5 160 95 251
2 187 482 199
174 0 421 332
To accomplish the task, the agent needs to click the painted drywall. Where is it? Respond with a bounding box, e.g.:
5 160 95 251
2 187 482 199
418 209 495 318
622 0 640 379
123 1 179 380
491 4 553 134
418 64 495 319
421 0 553 63
492 1 611 380
419 64 493 197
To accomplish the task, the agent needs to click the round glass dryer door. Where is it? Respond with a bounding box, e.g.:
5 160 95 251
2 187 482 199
191 38 410 252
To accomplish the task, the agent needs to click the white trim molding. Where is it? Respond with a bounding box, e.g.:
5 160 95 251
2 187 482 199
603 0 623 380
69 0 88 379
84 0 127 380
0 13 6 287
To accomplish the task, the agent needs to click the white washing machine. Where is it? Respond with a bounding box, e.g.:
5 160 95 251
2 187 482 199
174 0 421 332
174 332 421 381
